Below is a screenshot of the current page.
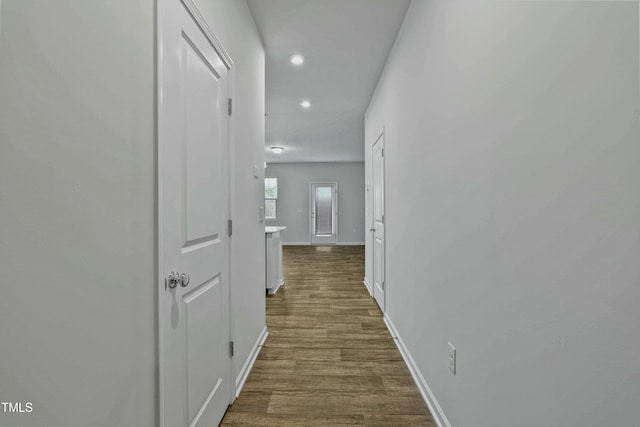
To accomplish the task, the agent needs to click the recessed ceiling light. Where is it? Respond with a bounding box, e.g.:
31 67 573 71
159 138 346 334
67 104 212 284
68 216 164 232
289 54 305 65
270 146 285 154
299 100 311 109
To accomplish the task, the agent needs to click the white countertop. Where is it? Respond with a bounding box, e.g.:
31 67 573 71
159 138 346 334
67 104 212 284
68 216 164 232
265 226 287 234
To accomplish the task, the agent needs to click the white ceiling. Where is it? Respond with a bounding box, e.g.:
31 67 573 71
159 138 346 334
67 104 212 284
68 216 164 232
247 0 411 163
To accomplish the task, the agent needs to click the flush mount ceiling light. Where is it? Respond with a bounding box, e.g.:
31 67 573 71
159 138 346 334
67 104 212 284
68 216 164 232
270 146 285 154
289 54 305 65
299 100 311 109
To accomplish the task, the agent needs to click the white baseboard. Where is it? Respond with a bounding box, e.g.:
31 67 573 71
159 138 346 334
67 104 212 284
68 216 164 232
363 278 373 296
283 242 365 246
234 326 268 398
267 279 284 296
384 314 451 427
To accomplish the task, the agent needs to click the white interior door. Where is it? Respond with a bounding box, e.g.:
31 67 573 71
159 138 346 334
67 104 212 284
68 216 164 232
159 1 231 426
372 134 385 311
310 183 338 245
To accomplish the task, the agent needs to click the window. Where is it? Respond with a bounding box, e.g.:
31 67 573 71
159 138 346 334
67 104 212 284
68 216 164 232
314 186 333 235
265 177 278 219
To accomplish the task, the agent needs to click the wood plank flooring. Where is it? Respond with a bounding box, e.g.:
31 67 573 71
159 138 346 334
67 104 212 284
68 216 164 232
220 245 435 426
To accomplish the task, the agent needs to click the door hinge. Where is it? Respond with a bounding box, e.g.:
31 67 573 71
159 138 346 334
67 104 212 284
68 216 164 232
228 219 233 237
228 98 233 116
382 214 385 224
381 148 384 157
230 341 234 357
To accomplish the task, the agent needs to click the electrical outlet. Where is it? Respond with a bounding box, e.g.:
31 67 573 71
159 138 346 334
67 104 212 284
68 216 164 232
448 342 456 374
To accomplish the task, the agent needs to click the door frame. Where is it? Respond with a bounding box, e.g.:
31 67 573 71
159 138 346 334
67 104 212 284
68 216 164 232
371 129 386 312
157 1 236 426
309 182 338 245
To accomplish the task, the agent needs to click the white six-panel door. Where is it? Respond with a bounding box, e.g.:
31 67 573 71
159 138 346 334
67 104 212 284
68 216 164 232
158 1 232 426
372 133 385 311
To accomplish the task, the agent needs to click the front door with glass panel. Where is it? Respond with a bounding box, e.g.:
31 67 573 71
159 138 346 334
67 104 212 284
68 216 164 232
310 183 337 245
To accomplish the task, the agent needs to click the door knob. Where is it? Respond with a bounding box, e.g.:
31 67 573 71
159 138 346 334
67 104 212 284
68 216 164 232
166 271 180 289
370 228 375 232
180 272 190 287
166 271 190 289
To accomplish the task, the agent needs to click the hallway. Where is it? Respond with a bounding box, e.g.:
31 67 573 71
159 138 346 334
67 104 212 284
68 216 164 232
221 246 435 426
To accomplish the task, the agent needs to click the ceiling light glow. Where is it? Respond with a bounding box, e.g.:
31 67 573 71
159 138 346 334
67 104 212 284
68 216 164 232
270 146 285 154
299 100 311 109
289 54 305 65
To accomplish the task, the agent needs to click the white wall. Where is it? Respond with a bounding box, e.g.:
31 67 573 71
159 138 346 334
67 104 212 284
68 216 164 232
0 0 265 425
266 162 365 245
365 2 640 426
0 1 156 425
193 0 267 390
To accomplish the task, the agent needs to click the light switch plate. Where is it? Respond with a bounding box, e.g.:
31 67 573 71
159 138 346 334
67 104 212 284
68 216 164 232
448 342 456 374
259 207 265 223
253 166 259 179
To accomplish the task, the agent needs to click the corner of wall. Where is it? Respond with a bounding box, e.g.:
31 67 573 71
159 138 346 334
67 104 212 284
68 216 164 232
384 314 451 427
234 326 268 397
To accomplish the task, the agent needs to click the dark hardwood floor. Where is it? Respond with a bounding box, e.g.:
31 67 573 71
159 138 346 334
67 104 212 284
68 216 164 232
220 245 435 426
